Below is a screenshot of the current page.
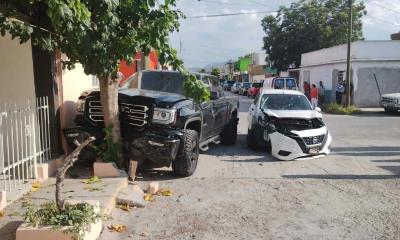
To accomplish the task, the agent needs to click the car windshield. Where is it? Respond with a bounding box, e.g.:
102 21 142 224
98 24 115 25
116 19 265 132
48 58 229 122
260 94 312 111
252 82 263 88
227 81 235 85
243 82 251 87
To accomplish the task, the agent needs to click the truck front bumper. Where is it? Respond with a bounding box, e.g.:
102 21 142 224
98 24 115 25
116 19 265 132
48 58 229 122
129 131 182 167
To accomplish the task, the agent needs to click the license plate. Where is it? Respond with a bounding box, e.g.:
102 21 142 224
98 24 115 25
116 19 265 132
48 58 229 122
309 148 319 155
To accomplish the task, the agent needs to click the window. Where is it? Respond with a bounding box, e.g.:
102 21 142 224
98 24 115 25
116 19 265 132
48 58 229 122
260 94 312 111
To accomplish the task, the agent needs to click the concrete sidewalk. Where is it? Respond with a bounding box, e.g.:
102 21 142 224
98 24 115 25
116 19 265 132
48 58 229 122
0 169 127 240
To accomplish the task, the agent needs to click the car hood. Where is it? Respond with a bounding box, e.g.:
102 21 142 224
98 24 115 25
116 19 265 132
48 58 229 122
119 88 188 108
264 109 322 119
382 93 400 98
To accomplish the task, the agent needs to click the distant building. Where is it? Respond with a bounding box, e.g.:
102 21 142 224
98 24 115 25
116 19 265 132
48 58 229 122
300 41 400 107
391 32 400 40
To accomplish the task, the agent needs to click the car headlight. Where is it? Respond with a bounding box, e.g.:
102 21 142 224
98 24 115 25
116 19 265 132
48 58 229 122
152 108 176 125
76 99 86 113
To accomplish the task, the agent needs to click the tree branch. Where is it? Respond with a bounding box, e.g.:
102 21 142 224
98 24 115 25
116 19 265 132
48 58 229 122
55 137 95 211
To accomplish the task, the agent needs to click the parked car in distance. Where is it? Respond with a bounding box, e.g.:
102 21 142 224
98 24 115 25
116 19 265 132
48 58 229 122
65 70 239 177
247 89 332 161
224 80 235 91
263 77 298 90
239 82 252 96
247 82 264 98
381 93 400 113
231 82 241 94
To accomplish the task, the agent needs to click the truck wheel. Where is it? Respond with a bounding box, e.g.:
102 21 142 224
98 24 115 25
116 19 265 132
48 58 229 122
221 118 238 145
172 129 199 177
384 108 397 114
247 128 259 150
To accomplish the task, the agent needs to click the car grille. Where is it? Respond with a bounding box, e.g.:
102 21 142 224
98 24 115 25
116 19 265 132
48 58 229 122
87 100 150 130
119 103 149 128
302 134 325 146
88 100 104 122
382 97 397 104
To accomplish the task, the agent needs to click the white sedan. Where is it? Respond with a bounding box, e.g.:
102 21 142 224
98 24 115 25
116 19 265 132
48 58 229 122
247 89 332 160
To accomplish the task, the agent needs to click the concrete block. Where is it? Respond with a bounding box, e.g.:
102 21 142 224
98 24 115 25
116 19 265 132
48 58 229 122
116 185 146 208
93 162 120 178
148 182 159 195
37 163 49 182
16 200 102 240
128 160 138 180
0 191 6 211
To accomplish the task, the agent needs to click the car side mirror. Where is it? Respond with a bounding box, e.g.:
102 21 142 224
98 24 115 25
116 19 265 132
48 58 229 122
315 107 321 112
210 91 219 100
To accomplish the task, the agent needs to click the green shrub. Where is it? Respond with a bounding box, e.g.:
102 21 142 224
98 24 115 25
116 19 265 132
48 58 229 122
94 124 122 164
321 103 361 115
24 201 102 240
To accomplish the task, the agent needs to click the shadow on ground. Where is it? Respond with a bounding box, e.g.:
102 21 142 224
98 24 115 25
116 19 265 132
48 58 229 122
0 221 23 240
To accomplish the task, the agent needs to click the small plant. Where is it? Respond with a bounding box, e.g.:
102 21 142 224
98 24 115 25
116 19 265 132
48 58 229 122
321 103 361 115
94 124 122 165
24 201 102 240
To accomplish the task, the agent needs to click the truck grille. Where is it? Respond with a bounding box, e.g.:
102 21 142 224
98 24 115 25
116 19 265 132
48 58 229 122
119 103 149 128
382 97 397 104
303 134 325 146
86 100 150 130
88 100 104 122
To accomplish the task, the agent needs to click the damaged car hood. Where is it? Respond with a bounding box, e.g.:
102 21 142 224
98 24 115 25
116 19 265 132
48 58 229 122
264 109 322 119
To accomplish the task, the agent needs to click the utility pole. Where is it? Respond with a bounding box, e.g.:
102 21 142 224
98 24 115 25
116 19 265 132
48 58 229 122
345 0 353 106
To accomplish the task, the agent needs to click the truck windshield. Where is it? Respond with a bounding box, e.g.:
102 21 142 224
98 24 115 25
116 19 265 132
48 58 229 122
252 82 263 88
243 82 252 88
261 94 312 111
140 71 185 95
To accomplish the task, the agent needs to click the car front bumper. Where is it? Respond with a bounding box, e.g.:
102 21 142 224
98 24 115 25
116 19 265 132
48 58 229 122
129 131 182 167
269 127 332 161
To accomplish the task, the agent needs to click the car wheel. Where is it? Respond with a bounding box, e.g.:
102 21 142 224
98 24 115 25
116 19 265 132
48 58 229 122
221 118 238 145
247 128 259 150
384 108 397 114
172 129 199 177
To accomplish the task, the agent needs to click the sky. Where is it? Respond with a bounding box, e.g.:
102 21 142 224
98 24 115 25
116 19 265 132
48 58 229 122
169 0 400 69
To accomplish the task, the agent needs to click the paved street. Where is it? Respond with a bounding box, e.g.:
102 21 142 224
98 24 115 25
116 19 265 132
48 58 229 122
102 94 400 240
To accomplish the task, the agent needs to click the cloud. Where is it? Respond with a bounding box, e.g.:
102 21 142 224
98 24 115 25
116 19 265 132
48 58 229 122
170 0 400 68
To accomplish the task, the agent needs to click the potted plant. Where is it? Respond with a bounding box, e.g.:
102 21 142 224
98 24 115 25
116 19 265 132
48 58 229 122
17 137 104 240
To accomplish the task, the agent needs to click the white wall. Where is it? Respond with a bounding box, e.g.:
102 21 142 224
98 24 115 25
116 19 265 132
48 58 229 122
301 41 400 67
62 63 96 102
61 62 96 127
251 52 267 66
0 34 36 105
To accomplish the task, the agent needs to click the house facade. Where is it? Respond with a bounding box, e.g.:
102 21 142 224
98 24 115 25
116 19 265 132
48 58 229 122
300 41 400 107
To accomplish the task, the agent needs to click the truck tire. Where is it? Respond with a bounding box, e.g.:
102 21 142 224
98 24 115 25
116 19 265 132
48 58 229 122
247 128 259 150
172 129 199 177
221 118 238 145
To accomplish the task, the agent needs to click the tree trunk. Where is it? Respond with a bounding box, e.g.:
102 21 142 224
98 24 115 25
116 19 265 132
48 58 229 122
55 137 95 211
99 73 122 141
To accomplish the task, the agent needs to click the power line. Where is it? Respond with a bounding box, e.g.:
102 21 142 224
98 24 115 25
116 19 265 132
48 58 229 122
365 14 400 27
368 1 400 15
187 10 277 19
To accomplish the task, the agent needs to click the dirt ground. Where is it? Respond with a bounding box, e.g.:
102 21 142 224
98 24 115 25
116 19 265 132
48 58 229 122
102 95 400 240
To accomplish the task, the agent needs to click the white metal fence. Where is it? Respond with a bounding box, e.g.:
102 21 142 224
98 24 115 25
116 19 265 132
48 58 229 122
0 97 51 193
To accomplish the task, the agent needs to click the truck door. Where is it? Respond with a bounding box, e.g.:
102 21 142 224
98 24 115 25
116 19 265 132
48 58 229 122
208 75 228 136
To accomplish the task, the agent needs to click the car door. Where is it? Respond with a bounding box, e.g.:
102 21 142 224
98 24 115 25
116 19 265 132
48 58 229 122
208 75 228 136
200 76 215 141
248 93 260 130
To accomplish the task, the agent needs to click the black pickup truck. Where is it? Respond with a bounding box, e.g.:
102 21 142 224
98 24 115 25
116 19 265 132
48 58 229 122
65 70 239 176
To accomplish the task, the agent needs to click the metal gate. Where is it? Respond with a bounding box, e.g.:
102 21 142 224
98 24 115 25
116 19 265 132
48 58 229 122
0 97 51 193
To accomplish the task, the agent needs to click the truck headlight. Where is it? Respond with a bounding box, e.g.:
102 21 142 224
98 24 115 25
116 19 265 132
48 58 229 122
76 99 86 113
152 108 176 125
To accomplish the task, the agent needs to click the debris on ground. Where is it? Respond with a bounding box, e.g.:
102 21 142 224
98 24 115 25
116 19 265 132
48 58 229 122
108 224 127 233
144 193 155 202
117 185 146 207
148 182 159 194
80 176 101 184
0 211 4 218
31 181 41 192
84 186 104 192
116 202 135 212
140 231 149 237
155 189 173 196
